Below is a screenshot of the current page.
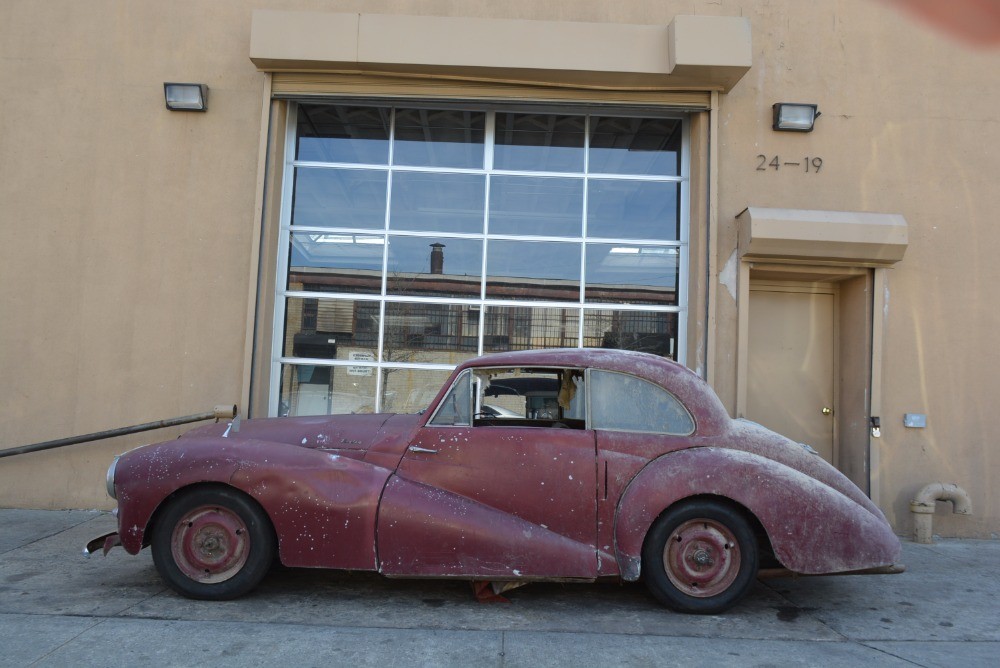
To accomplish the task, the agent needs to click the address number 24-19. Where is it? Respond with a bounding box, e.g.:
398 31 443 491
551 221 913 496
756 155 823 172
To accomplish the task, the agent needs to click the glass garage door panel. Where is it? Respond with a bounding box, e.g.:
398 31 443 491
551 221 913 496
287 233 385 295
585 243 679 306
281 297 380 360
292 168 387 230
589 116 682 177
393 108 486 169
493 112 586 173
295 105 390 164
385 236 483 298
485 240 581 302
587 180 680 241
389 171 486 234
488 175 584 238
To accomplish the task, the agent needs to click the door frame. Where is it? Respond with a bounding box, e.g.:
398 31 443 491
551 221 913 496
736 261 888 505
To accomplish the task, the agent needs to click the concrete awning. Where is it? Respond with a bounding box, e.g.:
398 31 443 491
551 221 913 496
250 11 752 92
737 207 908 267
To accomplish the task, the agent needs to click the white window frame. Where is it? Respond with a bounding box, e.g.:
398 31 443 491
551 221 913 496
269 102 691 416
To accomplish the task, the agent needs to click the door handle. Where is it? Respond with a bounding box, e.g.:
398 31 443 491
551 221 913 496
821 407 833 416
408 445 438 454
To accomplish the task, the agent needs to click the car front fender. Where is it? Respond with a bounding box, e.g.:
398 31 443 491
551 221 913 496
114 437 243 554
613 447 901 580
115 437 393 571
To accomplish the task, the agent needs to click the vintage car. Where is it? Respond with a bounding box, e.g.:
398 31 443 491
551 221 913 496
88 348 902 614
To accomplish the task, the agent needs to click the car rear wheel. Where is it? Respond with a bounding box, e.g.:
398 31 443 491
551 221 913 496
642 499 758 614
151 486 275 600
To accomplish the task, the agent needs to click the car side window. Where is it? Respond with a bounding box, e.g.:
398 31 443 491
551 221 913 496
589 369 694 435
430 370 472 426
472 367 586 428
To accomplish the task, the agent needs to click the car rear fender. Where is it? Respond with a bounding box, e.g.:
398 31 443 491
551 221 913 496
613 447 901 580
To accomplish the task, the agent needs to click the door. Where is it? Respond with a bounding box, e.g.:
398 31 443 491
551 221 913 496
746 283 836 462
377 368 598 578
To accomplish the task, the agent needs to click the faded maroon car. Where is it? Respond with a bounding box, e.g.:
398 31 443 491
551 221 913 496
88 349 901 614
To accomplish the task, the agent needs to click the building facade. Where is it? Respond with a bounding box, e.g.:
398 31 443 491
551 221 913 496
1 0 998 538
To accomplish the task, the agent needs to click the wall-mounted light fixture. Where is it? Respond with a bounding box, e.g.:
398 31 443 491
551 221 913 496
164 83 208 112
772 103 820 132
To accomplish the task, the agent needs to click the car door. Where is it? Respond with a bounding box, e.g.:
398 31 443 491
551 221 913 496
377 367 598 579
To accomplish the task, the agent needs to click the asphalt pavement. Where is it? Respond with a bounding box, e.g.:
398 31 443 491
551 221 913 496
0 509 997 667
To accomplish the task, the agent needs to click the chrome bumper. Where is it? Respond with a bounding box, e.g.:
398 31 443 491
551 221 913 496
83 531 121 558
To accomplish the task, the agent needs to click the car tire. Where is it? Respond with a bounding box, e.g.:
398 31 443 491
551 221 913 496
642 499 758 614
151 486 275 600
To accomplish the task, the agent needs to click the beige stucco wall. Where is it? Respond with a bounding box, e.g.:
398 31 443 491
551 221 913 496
1 0 998 538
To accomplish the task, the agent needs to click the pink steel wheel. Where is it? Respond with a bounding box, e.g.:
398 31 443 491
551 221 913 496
662 518 741 598
170 506 249 584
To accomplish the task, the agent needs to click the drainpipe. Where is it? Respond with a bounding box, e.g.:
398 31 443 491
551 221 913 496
909 482 972 544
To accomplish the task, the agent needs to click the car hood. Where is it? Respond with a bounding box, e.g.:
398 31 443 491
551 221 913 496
184 413 395 452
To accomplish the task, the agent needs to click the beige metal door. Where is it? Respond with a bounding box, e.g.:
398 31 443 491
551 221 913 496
747 284 836 463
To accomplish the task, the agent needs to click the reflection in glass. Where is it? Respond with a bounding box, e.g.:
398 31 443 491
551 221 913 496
583 309 678 359
279 362 378 417
425 369 473 423
486 240 581 301
488 176 583 237
483 306 580 352
383 303 480 361
390 171 485 234
585 244 679 305
385 237 482 298
589 117 682 176
587 179 679 241
384 365 473 414
296 105 390 164
282 298 379 359
393 108 485 169
292 168 387 229
494 112 586 173
287 233 384 295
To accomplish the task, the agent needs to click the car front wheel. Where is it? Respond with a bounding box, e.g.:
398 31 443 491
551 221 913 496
151 486 275 600
642 499 758 614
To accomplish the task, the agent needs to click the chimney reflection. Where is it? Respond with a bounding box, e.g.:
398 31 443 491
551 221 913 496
430 243 445 275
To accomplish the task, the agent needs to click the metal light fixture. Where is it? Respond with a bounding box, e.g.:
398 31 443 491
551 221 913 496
772 103 820 132
164 83 208 111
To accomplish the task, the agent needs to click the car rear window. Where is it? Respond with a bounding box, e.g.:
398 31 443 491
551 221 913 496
589 369 694 435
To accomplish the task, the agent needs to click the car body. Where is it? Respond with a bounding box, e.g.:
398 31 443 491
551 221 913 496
88 348 902 613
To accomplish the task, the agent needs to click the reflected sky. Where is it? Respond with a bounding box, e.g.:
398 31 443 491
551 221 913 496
393 108 485 169
390 171 486 234
292 168 387 229
489 175 583 237
587 179 679 240
296 105 390 164
494 112 586 173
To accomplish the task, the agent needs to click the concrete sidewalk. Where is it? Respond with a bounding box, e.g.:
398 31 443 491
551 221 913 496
0 509 996 667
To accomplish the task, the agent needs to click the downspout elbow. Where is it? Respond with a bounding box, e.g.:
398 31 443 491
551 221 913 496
909 482 972 544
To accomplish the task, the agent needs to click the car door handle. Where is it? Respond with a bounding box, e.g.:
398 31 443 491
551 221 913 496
408 445 438 454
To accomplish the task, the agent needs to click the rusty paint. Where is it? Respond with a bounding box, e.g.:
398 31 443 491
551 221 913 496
96 348 902 608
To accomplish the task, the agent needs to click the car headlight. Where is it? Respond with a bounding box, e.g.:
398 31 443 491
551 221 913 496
106 456 120 500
